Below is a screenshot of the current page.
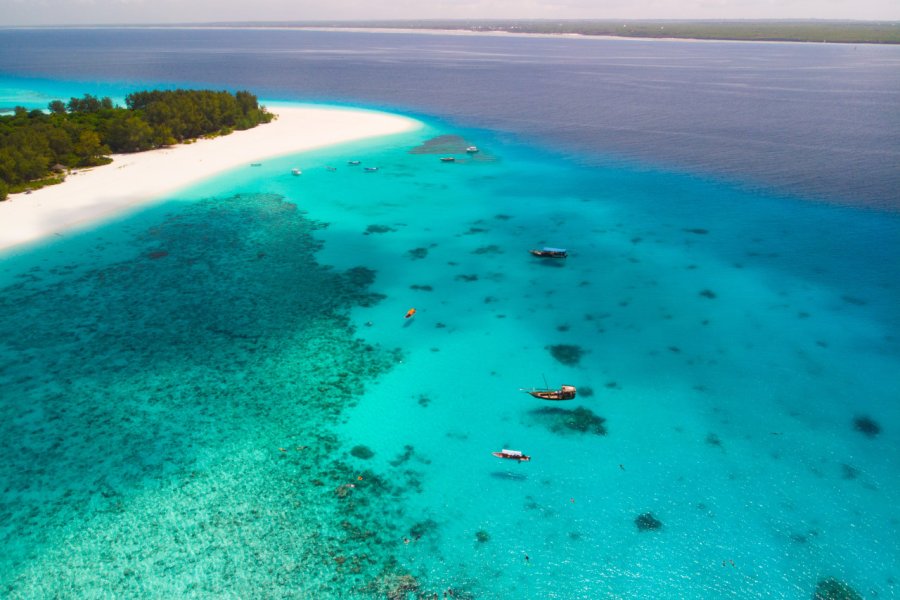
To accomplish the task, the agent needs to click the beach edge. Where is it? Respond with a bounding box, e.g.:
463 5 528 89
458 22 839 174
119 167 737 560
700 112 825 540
0 104 422 252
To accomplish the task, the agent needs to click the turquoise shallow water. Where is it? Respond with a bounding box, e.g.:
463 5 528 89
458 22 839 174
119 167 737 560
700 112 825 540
1 114 899 598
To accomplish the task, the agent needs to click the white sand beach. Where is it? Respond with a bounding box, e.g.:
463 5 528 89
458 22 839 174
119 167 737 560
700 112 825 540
0 105 421 252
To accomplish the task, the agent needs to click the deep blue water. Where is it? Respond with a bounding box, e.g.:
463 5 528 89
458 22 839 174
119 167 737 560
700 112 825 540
1 27 899 209
1 28 899 599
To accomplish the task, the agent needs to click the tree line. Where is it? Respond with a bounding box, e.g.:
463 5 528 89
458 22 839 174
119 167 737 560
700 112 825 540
0 89 274 200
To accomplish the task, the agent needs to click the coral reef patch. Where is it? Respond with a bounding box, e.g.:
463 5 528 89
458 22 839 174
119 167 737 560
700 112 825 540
351 445 375 459
547 344 586 366
853 415 881 438
635 513 663 531
0 193 450 597
409 134 470 154
813 577 863 600
528 406 607 436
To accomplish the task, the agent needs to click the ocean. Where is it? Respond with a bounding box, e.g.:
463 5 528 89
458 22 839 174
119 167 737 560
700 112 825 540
0 28 898 599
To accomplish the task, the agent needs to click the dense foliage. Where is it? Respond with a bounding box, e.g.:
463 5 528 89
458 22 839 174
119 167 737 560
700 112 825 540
0 89 273 199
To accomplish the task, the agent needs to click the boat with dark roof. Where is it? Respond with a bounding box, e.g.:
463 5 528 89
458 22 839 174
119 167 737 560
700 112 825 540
529 247 568 258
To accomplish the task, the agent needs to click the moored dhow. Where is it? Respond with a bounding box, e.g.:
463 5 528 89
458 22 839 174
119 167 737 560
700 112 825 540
522 384 577 401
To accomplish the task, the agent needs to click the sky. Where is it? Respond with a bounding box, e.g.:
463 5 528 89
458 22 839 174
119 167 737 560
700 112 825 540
1 0 898 26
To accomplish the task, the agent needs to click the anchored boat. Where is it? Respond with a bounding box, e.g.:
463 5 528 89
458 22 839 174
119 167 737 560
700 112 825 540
522 384 577 401
492 449 531 462
529 247 568 258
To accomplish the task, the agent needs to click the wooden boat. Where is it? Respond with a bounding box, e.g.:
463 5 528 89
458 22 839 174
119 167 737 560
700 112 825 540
523 384 576 401
492 449 531 462
440 157 456 162
529 247 567 258
347 160 361 166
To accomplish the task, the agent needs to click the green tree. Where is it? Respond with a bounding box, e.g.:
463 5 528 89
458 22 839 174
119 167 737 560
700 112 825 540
1 88 270 191
73 129 109 166
48 100 67 115
67 94 112 114
46 126 74 162
104 114 155 153
0 148 16 185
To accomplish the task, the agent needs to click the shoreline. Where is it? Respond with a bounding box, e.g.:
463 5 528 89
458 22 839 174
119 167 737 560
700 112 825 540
0 104 421 253
6 24 897 46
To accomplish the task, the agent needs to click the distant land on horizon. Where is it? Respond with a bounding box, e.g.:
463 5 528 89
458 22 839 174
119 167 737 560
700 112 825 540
126 19 900 45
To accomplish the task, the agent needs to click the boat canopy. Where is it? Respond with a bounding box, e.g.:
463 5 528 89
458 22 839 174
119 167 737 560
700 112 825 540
501 449 523 456
542 247 567 253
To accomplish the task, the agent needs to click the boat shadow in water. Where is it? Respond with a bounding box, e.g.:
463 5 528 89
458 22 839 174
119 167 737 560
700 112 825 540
490 471 528 482
527 406 608 436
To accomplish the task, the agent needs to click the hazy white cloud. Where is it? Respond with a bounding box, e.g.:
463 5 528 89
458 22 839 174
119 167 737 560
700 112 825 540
1 0 897 26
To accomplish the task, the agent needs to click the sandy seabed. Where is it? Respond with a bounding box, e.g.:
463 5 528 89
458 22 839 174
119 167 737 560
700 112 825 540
0 105 420 252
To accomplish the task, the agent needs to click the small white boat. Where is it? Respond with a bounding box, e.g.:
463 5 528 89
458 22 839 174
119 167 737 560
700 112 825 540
291 168 302 176
492 449 531 462
364 167 379 172
348 160 361 166
466 146 479 153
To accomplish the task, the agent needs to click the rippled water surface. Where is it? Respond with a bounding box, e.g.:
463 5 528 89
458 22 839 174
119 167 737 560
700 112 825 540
1 29 898 599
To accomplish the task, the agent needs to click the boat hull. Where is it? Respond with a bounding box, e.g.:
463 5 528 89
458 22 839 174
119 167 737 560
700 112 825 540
524 385 577 401
529 250 567 258
492 452 531 461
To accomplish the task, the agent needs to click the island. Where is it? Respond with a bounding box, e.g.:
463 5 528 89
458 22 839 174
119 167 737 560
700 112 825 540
238 19 900 45
0 97 420 251
0 89 274 200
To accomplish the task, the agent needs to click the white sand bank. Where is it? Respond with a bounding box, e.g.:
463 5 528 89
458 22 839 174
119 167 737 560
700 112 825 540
0 105 421 252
